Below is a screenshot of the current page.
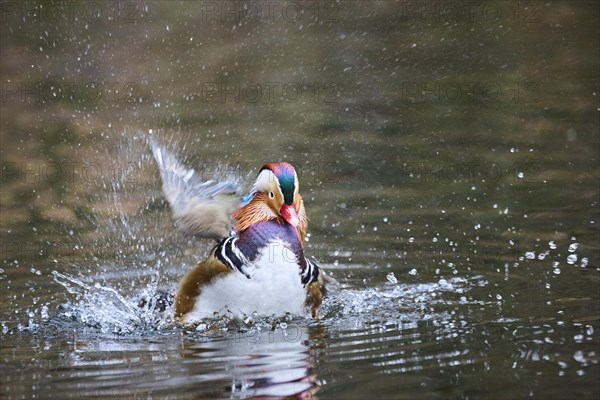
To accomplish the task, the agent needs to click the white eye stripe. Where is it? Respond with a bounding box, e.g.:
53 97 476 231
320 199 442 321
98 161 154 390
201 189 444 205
252 169 279 193
289 169 298 197
252 167 299 201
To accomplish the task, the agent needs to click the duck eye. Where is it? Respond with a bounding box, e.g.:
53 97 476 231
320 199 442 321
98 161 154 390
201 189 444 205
269 191 275 199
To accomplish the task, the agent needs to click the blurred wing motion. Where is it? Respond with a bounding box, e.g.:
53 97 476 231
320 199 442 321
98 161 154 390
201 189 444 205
152 144 242 240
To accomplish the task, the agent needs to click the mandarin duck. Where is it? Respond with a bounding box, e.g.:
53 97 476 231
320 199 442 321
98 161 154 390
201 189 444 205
151 144 325 323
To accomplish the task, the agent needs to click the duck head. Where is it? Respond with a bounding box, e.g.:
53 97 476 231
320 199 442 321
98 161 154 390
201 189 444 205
233 162 307 241
254 162 300 226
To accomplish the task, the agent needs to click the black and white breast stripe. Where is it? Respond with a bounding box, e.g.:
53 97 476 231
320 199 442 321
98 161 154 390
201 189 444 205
215 237 253 279
301 259 320 287
215 237 320 287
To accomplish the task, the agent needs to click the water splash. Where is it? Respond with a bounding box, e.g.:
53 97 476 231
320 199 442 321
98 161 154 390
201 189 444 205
52 270 174 334
320 275 479 321
32 132 502 335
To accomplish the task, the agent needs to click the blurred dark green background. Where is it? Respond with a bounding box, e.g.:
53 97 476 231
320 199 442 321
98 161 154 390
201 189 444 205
1 1 599 399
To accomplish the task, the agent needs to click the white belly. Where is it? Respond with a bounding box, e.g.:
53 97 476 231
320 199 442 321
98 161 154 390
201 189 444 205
185 239 308 322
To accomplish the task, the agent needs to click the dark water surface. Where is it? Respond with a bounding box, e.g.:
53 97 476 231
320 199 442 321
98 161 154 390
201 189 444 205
1 1 599 399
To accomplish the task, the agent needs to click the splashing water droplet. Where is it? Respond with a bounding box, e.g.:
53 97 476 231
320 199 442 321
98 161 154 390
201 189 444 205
386 272 398 284
567 254 578 265
568 243 578 252
41 305 49 320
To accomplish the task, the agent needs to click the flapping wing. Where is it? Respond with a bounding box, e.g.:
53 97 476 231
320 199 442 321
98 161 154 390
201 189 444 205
152 143 242 240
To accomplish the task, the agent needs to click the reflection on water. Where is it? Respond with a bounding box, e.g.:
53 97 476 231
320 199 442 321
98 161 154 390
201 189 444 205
3 299 597 399
48 325 319 399
183 328 318 399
